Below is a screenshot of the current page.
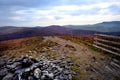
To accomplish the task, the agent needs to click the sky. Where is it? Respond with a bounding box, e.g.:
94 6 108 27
0 0 120 26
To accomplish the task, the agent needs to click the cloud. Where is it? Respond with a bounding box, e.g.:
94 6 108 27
12 1 120 18
9 14 120 26
48 14 120 25
52 2 120 11
54 5 80 11
0 0 120 26
10 16 27 21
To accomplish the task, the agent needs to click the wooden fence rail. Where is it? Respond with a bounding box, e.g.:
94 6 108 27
93 34 120 56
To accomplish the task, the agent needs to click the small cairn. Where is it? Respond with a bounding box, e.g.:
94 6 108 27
0 56 73 80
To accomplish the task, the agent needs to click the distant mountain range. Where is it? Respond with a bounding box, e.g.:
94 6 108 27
64 21 120 32
0 21 120 41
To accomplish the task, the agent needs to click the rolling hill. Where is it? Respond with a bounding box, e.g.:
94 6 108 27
0 25 96 41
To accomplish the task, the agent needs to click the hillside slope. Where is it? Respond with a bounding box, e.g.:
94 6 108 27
0 36 112 80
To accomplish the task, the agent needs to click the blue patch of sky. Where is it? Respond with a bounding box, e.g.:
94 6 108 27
108 5 120 14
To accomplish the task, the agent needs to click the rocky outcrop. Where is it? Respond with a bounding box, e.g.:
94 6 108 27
0 56 73 80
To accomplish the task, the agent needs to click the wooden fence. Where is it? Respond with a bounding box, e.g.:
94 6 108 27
93 34 120 56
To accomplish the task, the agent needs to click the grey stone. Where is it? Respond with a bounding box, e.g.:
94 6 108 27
0 61 6 67
2 73 13 80
47 73 54 79
34 68 41 79
6 62 21 69
0 69 8 78
64 70 70 75
28 76 36 80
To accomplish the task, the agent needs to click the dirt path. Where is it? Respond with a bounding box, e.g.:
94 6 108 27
43 36 110 62
44 36 89 54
